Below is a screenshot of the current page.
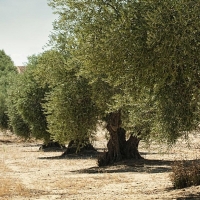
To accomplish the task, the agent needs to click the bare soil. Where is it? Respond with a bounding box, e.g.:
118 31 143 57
0 130 200 200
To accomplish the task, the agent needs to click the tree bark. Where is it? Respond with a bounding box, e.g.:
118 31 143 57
98 111 142 167
106 111 123 162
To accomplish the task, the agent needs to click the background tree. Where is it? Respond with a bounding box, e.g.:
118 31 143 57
6 74 30 139
7 55 51 144
0 50 17 130
34 50 98 153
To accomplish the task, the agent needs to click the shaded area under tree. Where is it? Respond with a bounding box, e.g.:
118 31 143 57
61 139 97 156
39 141 66 152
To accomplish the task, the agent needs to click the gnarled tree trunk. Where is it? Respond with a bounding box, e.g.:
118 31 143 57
98 111 142 167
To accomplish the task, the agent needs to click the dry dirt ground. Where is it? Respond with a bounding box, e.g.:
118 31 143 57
0 130 200 200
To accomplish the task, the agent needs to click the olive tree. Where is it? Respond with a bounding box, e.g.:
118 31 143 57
33 50 98 153
47 0 200 165
7 55 50 143
0 50 17 130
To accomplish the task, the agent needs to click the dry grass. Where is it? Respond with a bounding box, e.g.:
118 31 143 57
53 173 132 191
170 160 200 189
0 179 31 198
0 155 32 199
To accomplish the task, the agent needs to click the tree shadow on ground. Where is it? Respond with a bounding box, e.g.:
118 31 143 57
38 152 173 174
176 192 200 200
0 139 12 144
38 150 100 160
71 158 200 174
140 151 170 156
22 143 42 147
38 149 200 175
72 158 173 174
22 144 66 152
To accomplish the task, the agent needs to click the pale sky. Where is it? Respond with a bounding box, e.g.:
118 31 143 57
0 0 56 66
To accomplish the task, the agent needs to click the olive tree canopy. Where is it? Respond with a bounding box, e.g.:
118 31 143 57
0 50 17 130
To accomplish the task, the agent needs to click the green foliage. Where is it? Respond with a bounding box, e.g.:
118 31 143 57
6 82 30 139
0 50 16 75
7 55 50 142
0 50 17 130
34 50 98 145
144 0 200 142
47 0 200 144
48 0 149 126
44 76 98 144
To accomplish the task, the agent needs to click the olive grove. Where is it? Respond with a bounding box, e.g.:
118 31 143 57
3 0 200 166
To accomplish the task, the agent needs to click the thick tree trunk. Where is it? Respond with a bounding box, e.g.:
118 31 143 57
106 111 123 162
125 135 141 159
98 111 142 167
